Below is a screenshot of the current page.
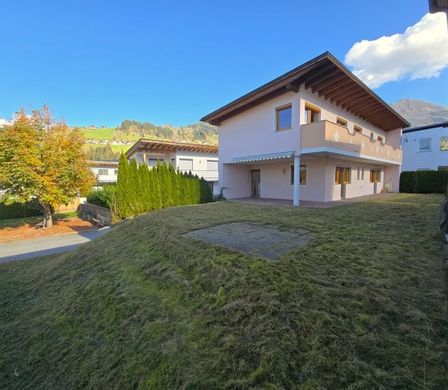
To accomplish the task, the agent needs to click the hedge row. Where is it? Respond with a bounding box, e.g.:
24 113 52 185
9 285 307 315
400 170 448 194
113 155 213 220
0 202 41 219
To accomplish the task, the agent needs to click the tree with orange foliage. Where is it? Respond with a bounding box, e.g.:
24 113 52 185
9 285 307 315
0 107 94 227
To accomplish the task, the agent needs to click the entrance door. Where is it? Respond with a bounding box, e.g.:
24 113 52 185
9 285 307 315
251 169 261 198
335 167 350 199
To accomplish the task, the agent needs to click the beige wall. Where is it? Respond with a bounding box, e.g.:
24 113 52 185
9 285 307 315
222 157 389 202
217 83 403 201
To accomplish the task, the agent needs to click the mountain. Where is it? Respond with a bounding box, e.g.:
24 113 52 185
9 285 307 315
81 120 218 160
392 99 448 127
116 120 218 145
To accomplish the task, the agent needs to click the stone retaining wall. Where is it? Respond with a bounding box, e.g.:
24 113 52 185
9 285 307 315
77 203 111 227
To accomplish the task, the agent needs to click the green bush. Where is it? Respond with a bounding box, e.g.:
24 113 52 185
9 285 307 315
400 170 448 194
399 171 416 193
0 202 41 219
87 185 116 209
113 155 213 220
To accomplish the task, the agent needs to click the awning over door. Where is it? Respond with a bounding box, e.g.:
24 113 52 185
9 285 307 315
233 151 295 164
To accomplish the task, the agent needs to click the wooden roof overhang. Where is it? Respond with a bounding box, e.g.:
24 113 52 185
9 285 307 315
201 52 410 131
88 160 119 168
125 139 218 158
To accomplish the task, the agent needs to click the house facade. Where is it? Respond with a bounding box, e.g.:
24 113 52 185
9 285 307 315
89 160 119 187
201 52 409 205
402 122 448 171
125 139 219 194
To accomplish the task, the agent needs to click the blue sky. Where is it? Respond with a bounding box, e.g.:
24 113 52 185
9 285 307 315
0 0 446 126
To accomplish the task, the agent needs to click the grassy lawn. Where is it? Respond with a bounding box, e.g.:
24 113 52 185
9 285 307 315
80 127 116 140
0 194 447 388
0 211 77 229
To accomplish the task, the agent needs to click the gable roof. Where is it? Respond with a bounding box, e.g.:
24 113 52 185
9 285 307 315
201 52 410 131
403 121 448 133
125 139 218 157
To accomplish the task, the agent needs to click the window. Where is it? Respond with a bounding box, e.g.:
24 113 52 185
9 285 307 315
370 169 381 183
336 117 348 128
207 160 218 171
276 105 292 131
148 158 163 167
114 169 118 175
354 125 362 134
335 167 351 184
179 158 193 171
98 169 108 175
290 164 307 185
440 136 448 151
370 132 375 142
377 135 384 144
357 167 361 180
304 103 320 124
418 138 431 152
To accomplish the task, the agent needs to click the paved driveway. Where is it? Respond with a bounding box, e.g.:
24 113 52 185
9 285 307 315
0 227 111 264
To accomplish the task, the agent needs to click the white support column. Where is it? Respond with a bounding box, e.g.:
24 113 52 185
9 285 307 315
293 155 300 206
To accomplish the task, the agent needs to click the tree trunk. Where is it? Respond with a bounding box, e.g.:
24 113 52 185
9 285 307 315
40 203 53 228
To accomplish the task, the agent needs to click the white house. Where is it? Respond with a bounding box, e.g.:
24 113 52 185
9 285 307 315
402 121 448 171
126 139 219 194
89 160 119 187
201 52 409 205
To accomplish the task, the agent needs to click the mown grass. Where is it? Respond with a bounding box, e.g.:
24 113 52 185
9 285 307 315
0 194 447 388
0 211 78 229
80 127 116 140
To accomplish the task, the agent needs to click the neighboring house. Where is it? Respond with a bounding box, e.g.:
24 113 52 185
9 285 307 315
89 160 119 187
402 122 448 171
125 139 219 194
201 52 409 205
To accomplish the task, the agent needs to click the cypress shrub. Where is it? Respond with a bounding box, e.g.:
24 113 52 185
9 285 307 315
113 157 214 220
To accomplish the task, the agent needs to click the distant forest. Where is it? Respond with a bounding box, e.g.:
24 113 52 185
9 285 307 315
116 120 218 144
83 120 218 161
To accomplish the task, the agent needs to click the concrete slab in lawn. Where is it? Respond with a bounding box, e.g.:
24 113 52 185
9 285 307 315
184 222 313 260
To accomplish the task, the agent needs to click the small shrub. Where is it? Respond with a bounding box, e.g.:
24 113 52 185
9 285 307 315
87 185 116 209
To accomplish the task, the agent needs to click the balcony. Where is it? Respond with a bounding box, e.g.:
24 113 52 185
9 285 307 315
300 120 402 165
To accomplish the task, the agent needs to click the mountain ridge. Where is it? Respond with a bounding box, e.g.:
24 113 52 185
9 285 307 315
392 99 448 127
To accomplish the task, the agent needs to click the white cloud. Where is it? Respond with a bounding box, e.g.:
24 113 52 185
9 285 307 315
345 13 448 88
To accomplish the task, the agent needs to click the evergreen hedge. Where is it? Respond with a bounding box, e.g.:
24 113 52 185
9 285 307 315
113 154 213 220
399 170 448 194
0 202 41 219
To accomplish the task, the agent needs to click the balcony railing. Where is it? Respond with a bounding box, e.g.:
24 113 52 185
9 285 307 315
300 120 402 164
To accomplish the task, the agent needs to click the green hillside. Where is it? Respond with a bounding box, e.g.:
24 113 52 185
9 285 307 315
1 195 447 388
80 121 218 160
